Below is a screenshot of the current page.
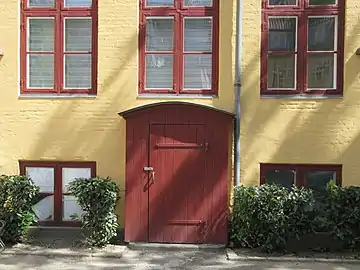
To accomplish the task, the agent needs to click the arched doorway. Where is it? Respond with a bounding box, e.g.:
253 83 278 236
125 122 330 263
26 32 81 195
119 102 233 244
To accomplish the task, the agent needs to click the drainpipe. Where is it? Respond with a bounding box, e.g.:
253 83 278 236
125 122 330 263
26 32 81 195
234 0 242 186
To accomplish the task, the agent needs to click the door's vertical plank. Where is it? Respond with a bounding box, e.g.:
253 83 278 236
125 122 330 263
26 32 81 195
124 119 134 242
125 116 149 242
206 112 230 244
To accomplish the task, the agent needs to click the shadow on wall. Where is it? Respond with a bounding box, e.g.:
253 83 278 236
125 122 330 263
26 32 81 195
239 15 360 186
20 0 238 225
20 30 140 221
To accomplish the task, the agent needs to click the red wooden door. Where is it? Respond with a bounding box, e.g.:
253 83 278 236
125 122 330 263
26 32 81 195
122 103 232 244
148 123 207 243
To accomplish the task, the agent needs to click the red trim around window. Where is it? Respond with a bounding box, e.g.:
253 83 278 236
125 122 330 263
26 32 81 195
260 163 342 186
19 160 96 226
260 0 345 96
139 0 219 96
20 0 98 95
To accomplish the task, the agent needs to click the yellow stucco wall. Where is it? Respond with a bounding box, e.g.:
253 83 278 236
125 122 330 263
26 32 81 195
0 1 237 226
2 0 359 226
241 0 360 187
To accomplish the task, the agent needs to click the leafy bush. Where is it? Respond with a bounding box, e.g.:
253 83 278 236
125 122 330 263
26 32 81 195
231 184 316 252
325 184 360 249
68 177 120 247
0 175 39 244
231 182 360 252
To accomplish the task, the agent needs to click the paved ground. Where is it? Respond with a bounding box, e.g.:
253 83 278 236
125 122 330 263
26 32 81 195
1 248 360 270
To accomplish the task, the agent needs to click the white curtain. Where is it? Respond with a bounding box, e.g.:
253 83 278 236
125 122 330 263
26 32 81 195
184 18 212 89
64 18 92 88
146 18 174 89
146 17 213 90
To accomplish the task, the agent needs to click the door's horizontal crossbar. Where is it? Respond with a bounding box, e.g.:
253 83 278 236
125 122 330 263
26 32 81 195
155 143 208 149
167 220 205 226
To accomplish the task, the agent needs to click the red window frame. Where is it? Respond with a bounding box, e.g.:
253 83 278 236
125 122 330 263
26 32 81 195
260 0 345 96
260 163 342 187
20 0 98 95
19 160 96 226
139 0 219 95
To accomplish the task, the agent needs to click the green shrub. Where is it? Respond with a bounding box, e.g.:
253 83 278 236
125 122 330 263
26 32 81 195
0 175 39 244
68 177 120 247
325 184 360 249
231 184 316 252
231 182 360 252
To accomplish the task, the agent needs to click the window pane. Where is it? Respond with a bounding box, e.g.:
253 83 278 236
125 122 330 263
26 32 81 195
26 167 54 193
146 54 173 89
62 168 91 193
307 53 334 89
265 170 295 189
64 0 92 7
268 17 296 52
184 18 212 52
65 54 91 88
65 19 92 52
28 54 54 88
29 0 54 7
29 18 54 52
305 171 336 192
269 0 297 5
184 0 212 6
308 17 335 51
63 195 83 221
309 0 336 5
32 194 54 221
268 54 295 89
146 18 174 52
184 54 212 89
146 0 174 6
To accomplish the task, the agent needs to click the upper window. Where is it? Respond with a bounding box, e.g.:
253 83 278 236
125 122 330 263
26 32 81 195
260 164 342 193
20 0 98 95
139 0 219 95
19 161 96 225
261 0 345 96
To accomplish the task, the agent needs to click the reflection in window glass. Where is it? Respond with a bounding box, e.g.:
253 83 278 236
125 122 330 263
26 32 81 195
309 0 336 5
184 18 212 52
307 53 334 89
32 194 54 221
184 54 212 89
64 0 92 7
269 17 297 52
146 0 174 6
308 17 335 51
305 171 336 192
265 170 295 189
146 54 173 88
185 0 212 6
146 18 174 52
269 0 297 5
268 54 296 89
29 0 54 7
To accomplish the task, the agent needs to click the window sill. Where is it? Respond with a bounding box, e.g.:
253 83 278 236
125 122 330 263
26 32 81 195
137 94 217 99
19 94 97 99
260 94 343 100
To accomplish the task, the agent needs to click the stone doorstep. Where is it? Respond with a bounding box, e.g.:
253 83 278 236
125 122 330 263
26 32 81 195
127 242 226 250
225 248 360 264
0 243 127 258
